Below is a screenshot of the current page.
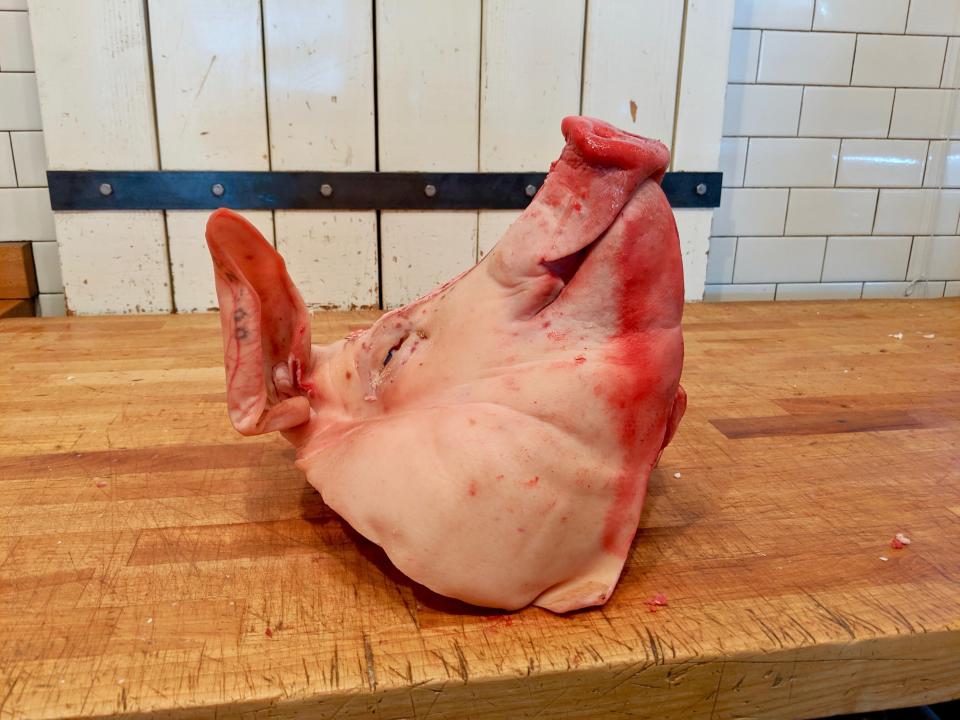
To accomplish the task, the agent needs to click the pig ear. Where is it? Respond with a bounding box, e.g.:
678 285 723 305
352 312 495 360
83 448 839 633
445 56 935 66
206 209 313 435
655 386 687 467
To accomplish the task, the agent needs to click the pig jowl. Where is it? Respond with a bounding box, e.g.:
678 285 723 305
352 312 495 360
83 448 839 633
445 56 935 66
206 116 686 613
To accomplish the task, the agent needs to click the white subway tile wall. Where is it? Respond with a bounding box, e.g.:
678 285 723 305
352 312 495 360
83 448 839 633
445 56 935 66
0 133 14 186
10 131 46 186
908 236 960 279
861 280 946 298
821 236 912 281
836 139 928 187
732 236 827 283
713 188 790 235
36 292 65 317
0 9 32 70
851 35 947 88
728 29 761 83
925 142 960 186
703 283 778 301
709 0 960 301
945 38 959 88
0 7 58 315
719 137 749 186
30 240 62 293
775 281 864 300
873 189 960 234
723 84 803 135
744 138 839 186
905 0 960 36
705 236 737 283
813 0 908 34
785 189 877 234
889 90 960 140
799 87 895 137
757 31 856 85
734 0 815 31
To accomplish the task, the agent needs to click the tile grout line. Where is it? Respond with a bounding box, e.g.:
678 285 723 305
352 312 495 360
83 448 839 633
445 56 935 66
886 88 897 138
7 131 18 186
731 26 950 38
832 136 841 186
905 236 915 281
727 82 950 91
937 36 949 87
869 187 882 236
741 137 752 187
730 236 739 285
755 30 764 84
848 33 859 85
794 84 805 137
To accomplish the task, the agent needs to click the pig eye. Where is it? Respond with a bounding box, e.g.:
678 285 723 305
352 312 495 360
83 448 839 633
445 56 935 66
383 340 404 367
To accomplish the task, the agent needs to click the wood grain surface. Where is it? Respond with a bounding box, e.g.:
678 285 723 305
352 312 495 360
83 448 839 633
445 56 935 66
0 243 37 300
0 299 32 319
0 300 958 719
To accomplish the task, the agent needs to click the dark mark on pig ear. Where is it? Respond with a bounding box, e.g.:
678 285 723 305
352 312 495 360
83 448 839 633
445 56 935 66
224 271 239 282
233 308 247 322
235 327 249 340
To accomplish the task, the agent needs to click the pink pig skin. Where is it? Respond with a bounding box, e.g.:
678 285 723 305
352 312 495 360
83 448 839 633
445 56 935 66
206 116 686 613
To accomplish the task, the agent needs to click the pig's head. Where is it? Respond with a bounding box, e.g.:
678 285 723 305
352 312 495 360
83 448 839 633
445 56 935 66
207 116 686 612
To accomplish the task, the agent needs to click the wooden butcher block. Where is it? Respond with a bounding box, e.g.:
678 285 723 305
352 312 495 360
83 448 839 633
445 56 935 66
0 300 958 719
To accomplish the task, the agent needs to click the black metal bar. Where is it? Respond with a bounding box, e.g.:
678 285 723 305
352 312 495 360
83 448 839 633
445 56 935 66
47 170 722 211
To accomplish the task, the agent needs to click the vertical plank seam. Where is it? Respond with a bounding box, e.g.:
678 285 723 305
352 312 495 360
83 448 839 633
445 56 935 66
669 0 691 172
577 0 588 115
258 0 278 249
475 0 485 265
372 0 383 309
143 0 177 311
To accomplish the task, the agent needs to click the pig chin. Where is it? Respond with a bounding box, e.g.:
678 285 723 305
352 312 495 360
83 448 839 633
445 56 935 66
206 116 686 613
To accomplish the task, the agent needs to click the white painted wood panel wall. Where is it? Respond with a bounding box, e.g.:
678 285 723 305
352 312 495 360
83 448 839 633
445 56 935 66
29 0 170 314
29 0 733 313
478 0 585 260
265 0 378 309
376 0 481 308
149 0 272 313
